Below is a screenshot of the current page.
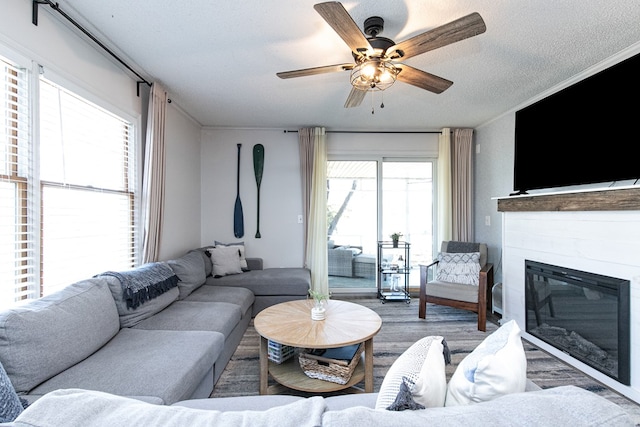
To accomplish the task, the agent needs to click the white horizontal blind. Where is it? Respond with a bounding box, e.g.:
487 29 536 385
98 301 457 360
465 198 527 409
0 56 37 309
39 77 137 295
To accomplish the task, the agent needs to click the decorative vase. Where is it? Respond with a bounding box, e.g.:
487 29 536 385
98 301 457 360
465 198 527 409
311 306 326 321
392 239 399 248
311 299 326 320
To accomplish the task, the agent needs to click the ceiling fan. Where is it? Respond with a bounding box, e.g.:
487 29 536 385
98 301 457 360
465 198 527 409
277 2 486 108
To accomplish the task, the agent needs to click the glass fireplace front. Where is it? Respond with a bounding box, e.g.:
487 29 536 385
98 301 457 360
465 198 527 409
525 260 630 385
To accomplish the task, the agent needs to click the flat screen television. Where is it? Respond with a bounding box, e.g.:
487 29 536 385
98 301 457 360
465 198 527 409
513 51 640 194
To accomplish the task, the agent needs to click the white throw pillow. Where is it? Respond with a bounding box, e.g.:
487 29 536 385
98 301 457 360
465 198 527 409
214 241 248 270
445 319 527 406
376 336 448 410
209 245 244 277
436 252 481 286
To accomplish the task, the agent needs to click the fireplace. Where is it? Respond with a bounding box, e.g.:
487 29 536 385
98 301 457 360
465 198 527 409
525 260 630 385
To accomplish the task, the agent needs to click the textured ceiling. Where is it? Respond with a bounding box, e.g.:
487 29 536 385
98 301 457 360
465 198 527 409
54 0 640 131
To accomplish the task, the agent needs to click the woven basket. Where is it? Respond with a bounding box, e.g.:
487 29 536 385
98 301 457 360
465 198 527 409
298 343 364 384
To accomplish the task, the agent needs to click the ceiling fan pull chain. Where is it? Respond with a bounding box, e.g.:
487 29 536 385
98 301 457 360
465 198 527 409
371 90 375 114
380 91 385 109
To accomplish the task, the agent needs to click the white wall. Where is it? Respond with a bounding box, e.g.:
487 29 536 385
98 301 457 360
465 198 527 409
0 0 138 119
158 105 203 261
200 129 304 268
200 129 440 268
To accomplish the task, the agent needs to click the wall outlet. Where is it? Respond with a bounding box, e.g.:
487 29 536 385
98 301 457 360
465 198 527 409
485 215 491 226
476 143 480 154
297 214 303 224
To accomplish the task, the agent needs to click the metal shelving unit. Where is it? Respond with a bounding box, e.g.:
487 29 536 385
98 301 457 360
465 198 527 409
377 241 410 303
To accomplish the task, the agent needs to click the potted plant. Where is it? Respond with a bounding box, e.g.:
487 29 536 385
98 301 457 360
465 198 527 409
308 288 330 320
390 232 403 248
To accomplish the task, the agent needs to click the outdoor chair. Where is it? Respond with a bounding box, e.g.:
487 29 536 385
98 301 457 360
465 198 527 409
419 241 494 331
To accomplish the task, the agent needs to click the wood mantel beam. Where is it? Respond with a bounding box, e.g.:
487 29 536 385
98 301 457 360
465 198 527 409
497 187 640 212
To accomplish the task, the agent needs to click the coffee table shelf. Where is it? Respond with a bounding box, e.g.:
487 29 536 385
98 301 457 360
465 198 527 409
254 299 381 395
268 353 365 393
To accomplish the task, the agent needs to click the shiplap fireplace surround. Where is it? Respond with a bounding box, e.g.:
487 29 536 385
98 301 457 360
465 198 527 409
497 186 640 403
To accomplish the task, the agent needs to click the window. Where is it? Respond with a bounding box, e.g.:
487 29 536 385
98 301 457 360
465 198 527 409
0 53 139 308
0 56 35 308
39 78 138 295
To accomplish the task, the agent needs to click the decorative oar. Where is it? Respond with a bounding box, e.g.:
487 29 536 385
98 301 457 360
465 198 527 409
233 144 244 238
253 144 265 238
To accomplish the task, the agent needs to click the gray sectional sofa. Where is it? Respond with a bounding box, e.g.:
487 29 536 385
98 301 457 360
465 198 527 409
0 247 310 405
4 384 634 426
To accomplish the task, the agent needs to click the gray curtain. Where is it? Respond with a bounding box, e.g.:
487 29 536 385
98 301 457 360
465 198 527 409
141 83 168 263
451 128 474 242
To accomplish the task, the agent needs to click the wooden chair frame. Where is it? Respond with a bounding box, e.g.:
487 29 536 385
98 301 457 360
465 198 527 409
419 259 494 332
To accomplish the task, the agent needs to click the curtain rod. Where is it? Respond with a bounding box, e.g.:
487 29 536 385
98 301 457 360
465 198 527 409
284 130 443 134
32 0 152 96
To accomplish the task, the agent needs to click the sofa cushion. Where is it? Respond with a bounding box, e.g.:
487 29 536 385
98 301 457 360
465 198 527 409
209 245 244 277
103 275 179 328
132 301 242 338
0 278 120 393
323 386 633 426
167 251 207 299
445 319 527 406
12 388 327 427
184 285 254 315
29 328 224 405
376 335 448 410
206 268 310 296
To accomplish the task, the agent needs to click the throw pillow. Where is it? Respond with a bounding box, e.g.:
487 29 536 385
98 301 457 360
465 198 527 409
386 377 426 411
375 336 449 410
435 252 481 286
214 241 249 270
445 319 527 406
209 245 244 277
0 361 27 423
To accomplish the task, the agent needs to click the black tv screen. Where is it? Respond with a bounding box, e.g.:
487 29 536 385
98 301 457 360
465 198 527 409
513 51 640 194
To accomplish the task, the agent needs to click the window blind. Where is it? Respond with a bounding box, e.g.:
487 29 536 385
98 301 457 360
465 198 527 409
0 56 36 309
39 77 138 295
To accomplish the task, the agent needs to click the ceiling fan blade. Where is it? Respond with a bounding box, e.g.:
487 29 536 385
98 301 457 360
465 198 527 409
387 12 486 60
344 87 366 108
277 63 354 79
314 2 372 55
396 64 453 94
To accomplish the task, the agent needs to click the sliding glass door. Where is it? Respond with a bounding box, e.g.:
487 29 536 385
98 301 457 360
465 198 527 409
327 159 434 293
382 161 434 288
327 161 377 291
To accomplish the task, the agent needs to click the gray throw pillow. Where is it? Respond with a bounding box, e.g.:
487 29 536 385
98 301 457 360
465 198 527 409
0 361 27 422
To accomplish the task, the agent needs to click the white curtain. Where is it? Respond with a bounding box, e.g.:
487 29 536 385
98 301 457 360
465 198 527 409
452 128 474 242
141 83 168 263
299 127 329 296
437 128 452 245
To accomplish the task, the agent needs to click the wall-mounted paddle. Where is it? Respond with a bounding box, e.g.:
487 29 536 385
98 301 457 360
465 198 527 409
253 144 265 238
234 144 244 238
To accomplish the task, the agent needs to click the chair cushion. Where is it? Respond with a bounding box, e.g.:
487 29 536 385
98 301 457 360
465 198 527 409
425 281 479 303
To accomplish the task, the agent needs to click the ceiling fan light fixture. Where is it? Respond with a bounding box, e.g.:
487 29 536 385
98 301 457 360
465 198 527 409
350 60 398 91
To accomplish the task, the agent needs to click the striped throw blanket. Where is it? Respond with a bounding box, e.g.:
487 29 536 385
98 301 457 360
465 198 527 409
97 262 178 309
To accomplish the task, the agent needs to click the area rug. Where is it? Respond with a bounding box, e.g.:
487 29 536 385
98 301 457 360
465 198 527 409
212 297 640 424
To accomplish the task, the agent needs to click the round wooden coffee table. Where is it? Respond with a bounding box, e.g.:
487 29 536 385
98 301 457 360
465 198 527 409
254 299 382 395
